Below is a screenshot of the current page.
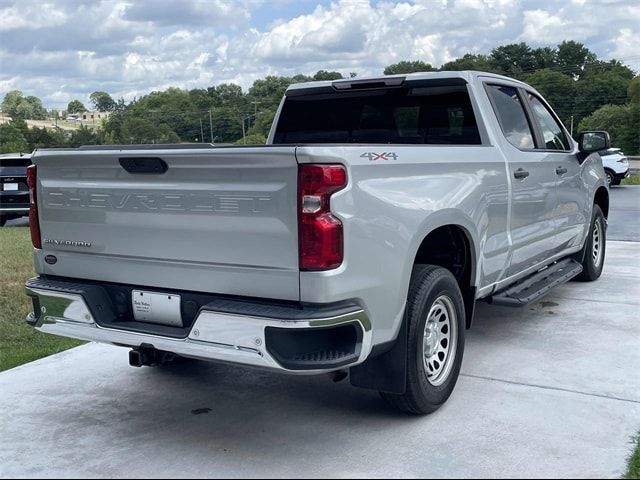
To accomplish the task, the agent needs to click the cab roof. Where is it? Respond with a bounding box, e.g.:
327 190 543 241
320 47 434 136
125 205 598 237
285 70 527 95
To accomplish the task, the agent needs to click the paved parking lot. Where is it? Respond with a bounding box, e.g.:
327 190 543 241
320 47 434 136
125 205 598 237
1 187 639 478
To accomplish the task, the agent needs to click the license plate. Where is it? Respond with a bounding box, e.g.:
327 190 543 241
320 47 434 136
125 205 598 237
132 290 183 327
3 183 18 191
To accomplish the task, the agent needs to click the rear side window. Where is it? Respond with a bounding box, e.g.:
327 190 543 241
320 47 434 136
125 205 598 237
486 85 535 150
527 94 571 150
273 86 481 145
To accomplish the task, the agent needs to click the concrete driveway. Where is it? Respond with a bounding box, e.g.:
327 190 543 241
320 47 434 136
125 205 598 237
1 189 639 478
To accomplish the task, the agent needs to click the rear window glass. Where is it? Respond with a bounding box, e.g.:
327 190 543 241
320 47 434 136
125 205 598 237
0 157 31 167
273 86 481 145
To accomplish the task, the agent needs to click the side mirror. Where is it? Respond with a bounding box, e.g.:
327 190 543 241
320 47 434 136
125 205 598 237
578 131 611 153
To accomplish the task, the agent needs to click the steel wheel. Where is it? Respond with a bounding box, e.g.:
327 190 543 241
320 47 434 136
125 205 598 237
592 218 603 269
422 295 458 387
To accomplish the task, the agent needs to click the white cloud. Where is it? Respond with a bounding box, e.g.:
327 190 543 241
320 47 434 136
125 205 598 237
0 0 638 109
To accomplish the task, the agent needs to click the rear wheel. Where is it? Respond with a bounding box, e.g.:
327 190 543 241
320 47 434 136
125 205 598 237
0 217 6 227
380 265 465 415
575 205 606 282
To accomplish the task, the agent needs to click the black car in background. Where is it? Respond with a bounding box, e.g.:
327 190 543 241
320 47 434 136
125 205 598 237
0 152 32 226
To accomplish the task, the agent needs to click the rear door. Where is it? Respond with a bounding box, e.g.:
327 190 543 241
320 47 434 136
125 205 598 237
485 84 558 277
34 146 301 300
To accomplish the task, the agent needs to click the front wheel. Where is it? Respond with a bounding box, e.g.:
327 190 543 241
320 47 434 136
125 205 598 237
380 265 465 415
605 170 614 188
575 205 606 282
0 217 6 227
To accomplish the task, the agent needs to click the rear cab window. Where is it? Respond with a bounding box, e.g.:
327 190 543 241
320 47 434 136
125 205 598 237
273 85 481 145
485 84 535 150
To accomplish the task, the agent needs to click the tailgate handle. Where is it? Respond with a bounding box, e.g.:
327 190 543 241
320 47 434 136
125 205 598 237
119 157 168 174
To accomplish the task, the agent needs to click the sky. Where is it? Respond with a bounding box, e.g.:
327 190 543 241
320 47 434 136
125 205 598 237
0 0 639 110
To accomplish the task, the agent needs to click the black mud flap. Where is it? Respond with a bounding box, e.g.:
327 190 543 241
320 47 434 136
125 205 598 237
349 314 407 395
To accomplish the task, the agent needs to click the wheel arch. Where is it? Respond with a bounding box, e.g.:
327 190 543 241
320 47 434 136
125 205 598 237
412 223 478 329
594 186 609 219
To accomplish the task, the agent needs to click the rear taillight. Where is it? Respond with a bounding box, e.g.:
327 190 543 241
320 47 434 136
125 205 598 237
298 164 347 271
26 165 41 249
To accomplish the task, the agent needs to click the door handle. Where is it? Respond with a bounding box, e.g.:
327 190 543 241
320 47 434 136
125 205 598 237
514 168 530 180
555 166 568 175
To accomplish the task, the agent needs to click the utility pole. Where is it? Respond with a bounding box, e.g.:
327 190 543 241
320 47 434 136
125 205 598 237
209 110 214 143
242 117 246 144
250 101 260 129
570 115 574 136
199 118 204 143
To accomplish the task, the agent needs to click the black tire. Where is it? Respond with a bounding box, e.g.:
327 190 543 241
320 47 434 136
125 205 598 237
0 217 6 227
575 205 606 282
612 178 621 186
380 265 465 415
605 170 614 188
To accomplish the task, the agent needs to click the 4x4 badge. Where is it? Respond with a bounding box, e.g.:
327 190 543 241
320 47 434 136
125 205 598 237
360 152 398 161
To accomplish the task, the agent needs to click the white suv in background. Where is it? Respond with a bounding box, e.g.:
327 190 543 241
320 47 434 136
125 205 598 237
599 148 630 186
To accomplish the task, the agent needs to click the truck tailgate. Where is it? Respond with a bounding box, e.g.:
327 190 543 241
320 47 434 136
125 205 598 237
33 147 300 301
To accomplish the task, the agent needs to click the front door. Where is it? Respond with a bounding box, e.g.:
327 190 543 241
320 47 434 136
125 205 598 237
524 92 590 254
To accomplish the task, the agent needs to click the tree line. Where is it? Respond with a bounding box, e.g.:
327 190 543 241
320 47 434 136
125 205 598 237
1 40 638 154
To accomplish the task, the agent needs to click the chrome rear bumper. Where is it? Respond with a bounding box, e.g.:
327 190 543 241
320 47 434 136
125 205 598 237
0 207 29 214
25 281 372 374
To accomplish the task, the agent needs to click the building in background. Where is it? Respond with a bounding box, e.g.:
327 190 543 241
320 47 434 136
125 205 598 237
79 111 111 123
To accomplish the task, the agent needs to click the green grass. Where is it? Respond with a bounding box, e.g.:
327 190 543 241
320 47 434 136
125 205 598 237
0 227 83 372
627 437 640 479
622 174 640 185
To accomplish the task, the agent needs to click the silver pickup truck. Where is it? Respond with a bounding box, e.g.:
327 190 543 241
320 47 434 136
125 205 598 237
24 71 610 414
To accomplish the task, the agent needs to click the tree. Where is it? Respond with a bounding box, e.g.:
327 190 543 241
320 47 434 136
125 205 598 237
531 47 557 70
68 126 100 147
120 117 179 144
25 126 67 150
89 91 117 112
23 96 47 119
489 43 540 77
524 69 576 124
384 60 434 75
312 70 343 81
247 109 276 138
0 122 29 153
67 100 86 114
628 76 640 104
248 76 294 110
209 83 245 108
573 70 631 123
235 133 266 145
1 91 47 119
1 91 24 116
578 103 639 155
555 41 597 78
440 54 495 72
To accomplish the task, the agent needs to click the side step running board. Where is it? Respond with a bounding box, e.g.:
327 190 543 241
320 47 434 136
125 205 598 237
488 259 583 307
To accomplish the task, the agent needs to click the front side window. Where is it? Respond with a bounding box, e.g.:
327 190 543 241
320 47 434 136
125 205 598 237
486 85 535 150
527 94 571 150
